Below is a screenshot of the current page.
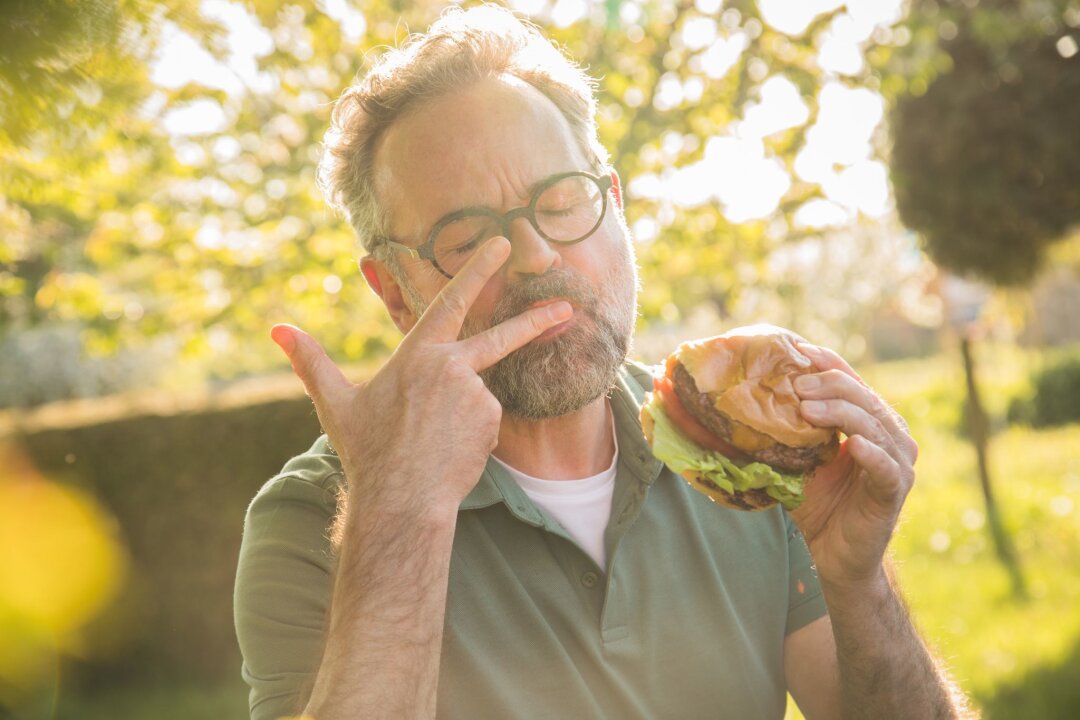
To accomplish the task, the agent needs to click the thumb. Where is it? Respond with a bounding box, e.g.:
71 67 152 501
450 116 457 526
271 324 351 406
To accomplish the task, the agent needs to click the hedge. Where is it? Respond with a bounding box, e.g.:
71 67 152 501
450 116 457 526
1 374 331 689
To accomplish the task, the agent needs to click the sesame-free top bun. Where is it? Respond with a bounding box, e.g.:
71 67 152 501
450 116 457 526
669 325 839 474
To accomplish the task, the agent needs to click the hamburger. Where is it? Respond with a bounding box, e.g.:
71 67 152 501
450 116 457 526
640 325 839 511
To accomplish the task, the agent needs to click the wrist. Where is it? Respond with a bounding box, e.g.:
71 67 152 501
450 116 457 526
820 565 892 617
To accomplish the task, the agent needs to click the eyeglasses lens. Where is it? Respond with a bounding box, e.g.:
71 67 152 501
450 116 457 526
433 175 604 276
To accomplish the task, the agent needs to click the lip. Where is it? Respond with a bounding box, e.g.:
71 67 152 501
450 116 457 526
527 297 573 311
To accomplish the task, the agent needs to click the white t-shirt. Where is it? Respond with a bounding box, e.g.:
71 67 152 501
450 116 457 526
492 414 618 571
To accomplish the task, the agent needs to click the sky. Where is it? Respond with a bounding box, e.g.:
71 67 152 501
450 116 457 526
152 0 904 230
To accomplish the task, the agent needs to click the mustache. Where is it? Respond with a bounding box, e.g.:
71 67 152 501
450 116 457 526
490 269 598 325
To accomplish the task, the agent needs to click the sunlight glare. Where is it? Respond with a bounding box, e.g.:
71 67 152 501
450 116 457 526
320 0 367 44
798 81 883 175
700 32 749 79
162 99 227 136
817 12 874 75
757 0 843 37
823 160 890 217
794 199 852 229
551 0 588 28
152 0 275 103
737 75 809 139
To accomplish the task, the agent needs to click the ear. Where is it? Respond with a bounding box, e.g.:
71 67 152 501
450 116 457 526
359 255 419 334
608 168 623 210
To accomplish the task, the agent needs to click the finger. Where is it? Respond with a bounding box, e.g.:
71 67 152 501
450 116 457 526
794 370 917 465
798 342 916 460
846 434 909 506
459 300 574 370
799 397 905 466
797 342 864 384
271 324 352 409
410 236 511 343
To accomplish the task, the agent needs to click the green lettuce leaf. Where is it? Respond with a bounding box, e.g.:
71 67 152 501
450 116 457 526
644 393 806 510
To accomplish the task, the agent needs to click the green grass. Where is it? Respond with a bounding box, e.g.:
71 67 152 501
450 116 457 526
4 679 250 720
787 343 1080 719
51 681 250 720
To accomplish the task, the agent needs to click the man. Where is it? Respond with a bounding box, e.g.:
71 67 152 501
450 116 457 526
234 6 972 719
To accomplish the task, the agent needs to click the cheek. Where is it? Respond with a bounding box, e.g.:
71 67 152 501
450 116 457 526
469 278 504 319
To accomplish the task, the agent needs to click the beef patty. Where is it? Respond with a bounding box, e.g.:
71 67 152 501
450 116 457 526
671 361 837 474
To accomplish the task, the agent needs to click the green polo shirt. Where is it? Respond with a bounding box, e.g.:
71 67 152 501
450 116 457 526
234 361 827 720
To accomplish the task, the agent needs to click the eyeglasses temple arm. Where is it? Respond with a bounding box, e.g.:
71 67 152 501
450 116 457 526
385 239 423 260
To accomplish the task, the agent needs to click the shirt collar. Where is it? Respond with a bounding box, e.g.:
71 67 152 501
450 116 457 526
460 362 664 521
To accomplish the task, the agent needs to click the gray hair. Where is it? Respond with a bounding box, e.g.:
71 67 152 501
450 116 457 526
316 4 610 275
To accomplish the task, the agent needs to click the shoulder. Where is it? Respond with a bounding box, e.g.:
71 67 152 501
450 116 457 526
620 359 658 404
245 434 343 521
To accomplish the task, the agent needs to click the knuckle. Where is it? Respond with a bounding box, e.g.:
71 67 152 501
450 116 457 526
869 419 890 448
436 289 469 318
432 351 462 379
481 390 501 416
907 437 920 463
823 368 847 385
484 327 510 359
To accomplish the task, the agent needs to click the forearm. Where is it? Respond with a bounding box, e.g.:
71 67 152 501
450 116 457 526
303 486 458 720
823 568 972 720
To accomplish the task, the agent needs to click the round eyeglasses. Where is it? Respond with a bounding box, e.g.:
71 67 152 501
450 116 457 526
383 171 614 278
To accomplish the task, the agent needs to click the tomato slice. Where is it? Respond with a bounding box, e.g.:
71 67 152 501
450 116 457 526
652 373 750 462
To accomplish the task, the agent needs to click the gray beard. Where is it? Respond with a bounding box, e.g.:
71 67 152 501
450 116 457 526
467 265 634 419
400 246 637 420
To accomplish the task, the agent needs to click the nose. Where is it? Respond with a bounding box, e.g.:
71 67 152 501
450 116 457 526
502 215 561 280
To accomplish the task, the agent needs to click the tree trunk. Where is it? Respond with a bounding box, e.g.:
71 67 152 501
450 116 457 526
959 334 1026 599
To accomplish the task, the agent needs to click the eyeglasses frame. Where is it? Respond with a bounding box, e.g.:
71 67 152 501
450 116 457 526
382 170 614 279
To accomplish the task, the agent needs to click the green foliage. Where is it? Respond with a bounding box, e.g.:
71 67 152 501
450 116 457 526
886 0 1080 286
2 0 924 399
9 0 1069 402
1009 348 1080 427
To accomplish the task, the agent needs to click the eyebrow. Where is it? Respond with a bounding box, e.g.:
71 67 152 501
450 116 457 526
430 170 575 225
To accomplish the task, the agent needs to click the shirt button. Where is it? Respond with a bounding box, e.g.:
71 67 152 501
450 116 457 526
581 571 599 588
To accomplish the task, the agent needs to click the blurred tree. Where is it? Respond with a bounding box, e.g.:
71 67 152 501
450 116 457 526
2 0 920 402
882 0 1080 598
888 0 1080 286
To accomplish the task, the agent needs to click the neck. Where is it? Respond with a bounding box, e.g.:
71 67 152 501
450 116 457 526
492 396 614 480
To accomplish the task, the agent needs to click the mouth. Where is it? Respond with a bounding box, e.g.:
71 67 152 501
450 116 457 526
526 297 577 341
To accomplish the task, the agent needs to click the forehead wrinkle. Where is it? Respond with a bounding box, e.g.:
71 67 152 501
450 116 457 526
376 77 587 240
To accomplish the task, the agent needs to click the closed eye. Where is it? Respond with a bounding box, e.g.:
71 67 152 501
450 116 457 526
450 230 487 254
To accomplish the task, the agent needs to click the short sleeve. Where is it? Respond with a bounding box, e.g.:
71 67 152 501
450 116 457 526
782 510 828 635
234 465 340 720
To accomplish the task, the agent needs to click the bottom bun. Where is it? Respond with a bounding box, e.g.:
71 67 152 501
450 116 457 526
679 470 780 512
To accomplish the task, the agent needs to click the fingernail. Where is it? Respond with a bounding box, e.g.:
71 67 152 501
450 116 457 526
548 301 573 320
270 325 296 355
797 342 822 355
802 400 826 415
794 374 820 392
485 236 510 258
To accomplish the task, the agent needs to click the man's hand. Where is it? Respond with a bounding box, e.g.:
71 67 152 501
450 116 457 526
787 344 974 719
270 236 572 512
266 237 572 720
788 342 919 595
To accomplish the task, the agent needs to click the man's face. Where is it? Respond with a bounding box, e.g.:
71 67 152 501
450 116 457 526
373 75 638 419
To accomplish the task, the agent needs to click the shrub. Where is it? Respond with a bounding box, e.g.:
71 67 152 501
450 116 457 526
1009 353 1080 427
